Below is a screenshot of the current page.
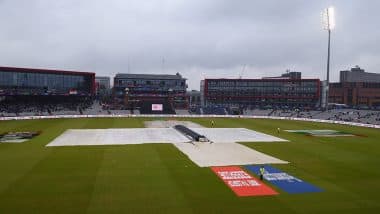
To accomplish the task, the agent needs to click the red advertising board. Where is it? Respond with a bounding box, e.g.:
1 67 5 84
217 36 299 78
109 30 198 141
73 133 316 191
211 166 278 197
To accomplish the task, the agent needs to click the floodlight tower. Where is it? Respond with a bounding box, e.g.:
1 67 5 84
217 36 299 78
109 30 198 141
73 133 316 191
322 6 335 109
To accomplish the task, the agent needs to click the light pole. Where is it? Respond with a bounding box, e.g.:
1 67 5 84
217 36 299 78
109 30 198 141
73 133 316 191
322 6 335 109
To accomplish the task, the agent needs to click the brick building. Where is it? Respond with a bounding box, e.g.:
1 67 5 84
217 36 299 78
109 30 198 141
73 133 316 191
329 66 380 108
329 82 380 107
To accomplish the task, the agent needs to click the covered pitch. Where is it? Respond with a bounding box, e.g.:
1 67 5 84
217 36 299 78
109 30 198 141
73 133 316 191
47 127 286 146
47 126 288 167
46 128 190 146
174 142 288 167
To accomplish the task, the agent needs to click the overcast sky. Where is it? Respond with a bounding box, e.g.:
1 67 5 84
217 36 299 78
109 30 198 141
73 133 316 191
1 0 380 89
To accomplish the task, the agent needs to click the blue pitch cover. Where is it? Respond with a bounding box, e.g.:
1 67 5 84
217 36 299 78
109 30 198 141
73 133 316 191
245 165 322 194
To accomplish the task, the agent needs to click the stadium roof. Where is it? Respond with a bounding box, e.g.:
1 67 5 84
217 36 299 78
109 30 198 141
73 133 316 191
115 73 185 80
0 66 95 76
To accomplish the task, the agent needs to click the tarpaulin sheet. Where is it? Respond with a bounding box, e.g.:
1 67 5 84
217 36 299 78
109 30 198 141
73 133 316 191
245 165 322 194
211 166 278 196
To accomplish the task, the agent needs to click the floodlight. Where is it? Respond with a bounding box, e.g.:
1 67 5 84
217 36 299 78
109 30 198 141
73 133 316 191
321 6 335 109
322 6 335 30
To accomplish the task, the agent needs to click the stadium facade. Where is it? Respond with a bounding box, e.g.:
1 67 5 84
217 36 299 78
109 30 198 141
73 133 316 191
113 73 188 112
0 66 95 96
201 77 320 108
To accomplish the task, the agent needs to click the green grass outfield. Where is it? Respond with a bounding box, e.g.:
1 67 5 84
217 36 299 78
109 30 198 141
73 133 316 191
0 117 379 214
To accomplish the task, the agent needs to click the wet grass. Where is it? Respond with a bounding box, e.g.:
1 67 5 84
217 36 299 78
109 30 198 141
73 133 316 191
0 117 379 213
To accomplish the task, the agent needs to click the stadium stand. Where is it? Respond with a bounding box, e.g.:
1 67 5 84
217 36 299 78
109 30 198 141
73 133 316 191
1 100 380 125
237 107 380 125
201 106 227 115
1 67 379 125
175 109 191 115
0 96 93 117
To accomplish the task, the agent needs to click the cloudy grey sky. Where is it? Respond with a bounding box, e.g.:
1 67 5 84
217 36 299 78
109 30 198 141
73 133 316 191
1 0 379 89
